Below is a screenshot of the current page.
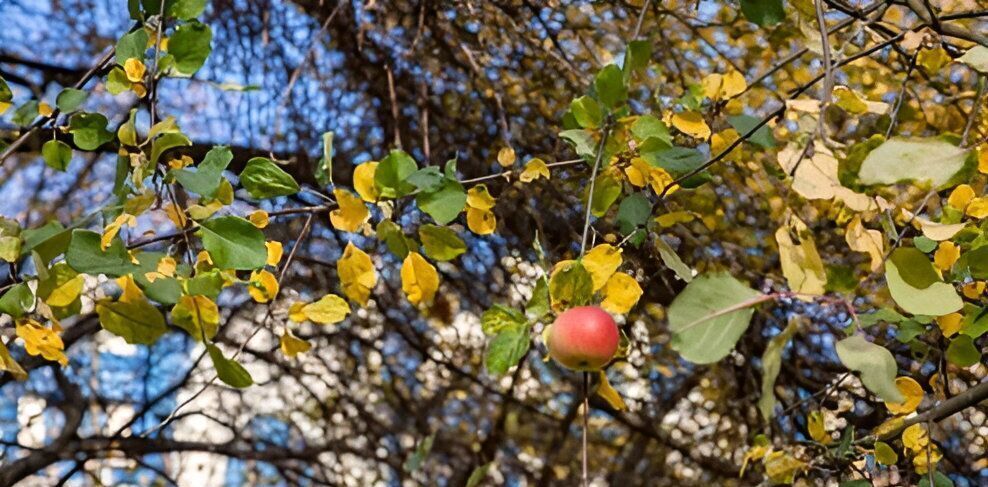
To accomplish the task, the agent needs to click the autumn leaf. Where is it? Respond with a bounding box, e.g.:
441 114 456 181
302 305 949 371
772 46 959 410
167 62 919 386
520 158 550 182
885 376 923 415
353 161 380 202
280 330 312 357
248 269 279 303
401 252 439 306
600 272 642 314
265 241 283 267
338 241 377 305
670 111 710 140
300 294 350 324
16 319 68 366
496 146 516 167
249 209 269 228
330 188 370 232
581 243 622 290
595 371 626 410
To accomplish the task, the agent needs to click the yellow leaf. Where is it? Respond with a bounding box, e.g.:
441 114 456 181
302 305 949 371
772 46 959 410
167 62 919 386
288 302 307 323
0 101 10 115
248 269 279 303
353 161 380 202
937 312 963 337
808 410 830 444
902 423 928 452
582 244 622 290
701 70 746 101
874 441 898 465
947 184 974 209
164 202 188 228
655 211 694 227
401 252 439 306
187 200 222 220
763 450 806 485
979 145 988 174
338 242 377 305
776 214 827 297
845 216 884 272
157 256 177 277
466 184 496 210
329 188 369 233
124 58 147 83
115 274 145 303
885 376 923 415
600 272 642 314
467 207 497 235
670 111 710 140
966 197 988 219
131 82 147 98
15 319 67 366
596 371 626 410
170 295 220 341
520 158 550 182
249 209 269 228
38 102 54 118
302 294 351 324
280 331 311 357
46 275 84 308
0 340 27 381
710 128 741 163
918 46 950 74
832 85 868 114
933 241 960 271
265 241 283 267
912 444 941 475
102 213 135 250
497 146 516 167
961 281 986 299
741 439 770 477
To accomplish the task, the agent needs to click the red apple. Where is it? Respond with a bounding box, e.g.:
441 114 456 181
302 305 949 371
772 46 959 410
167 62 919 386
547 306 619 371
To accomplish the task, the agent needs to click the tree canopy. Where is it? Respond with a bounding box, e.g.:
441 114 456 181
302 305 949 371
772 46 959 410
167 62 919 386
0 0 987 485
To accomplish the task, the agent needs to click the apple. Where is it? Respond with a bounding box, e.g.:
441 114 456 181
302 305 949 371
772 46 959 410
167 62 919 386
547 306 619 371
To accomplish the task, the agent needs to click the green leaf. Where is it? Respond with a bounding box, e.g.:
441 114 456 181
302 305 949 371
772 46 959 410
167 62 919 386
407 167 445 192
858 137 971 188
885 252 962 316
525 276 550 320
418 224 466 261
0 76 11 102
594 64 627 109
548 260 593 309
840 479 872 487
239 157 300 199
485 324 531 376
654 236 693 283
168 21 212 75
65 230 135 276
466 462 493 487
945 335 980 367
68 113 114 150
416 179 466 225
914 235 938 253
0 284 34 319
115 29 149 65
206 343 253 388
668 272 763 364
630 115 672 147
375 149 418 198
42 140 72 171
616 192 650 235
150 131 192 165
198 216 267 270
96 299 167 345
889 247 939 289
589 172 622 217
623 40 652 80
728 114 775 148
481 304 527 335
55 88 88 112
960 307 988 339
835 335 903 402
11 100 39 126
571 96 603 129
917 472 954 487
106 67 132 95
954 245 988 279
118 108 138 146
559 129 597 162
314 131 333 187
874 441 898 465
403 434 435 472
22 221 72 263
172 146 232 197
857 308 906 327
758 318 798 419
740 0 785 27
168 0 207 20
377 220 412 259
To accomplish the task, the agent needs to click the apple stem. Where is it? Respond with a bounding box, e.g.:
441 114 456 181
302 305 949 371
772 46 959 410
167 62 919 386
581 371 589 487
